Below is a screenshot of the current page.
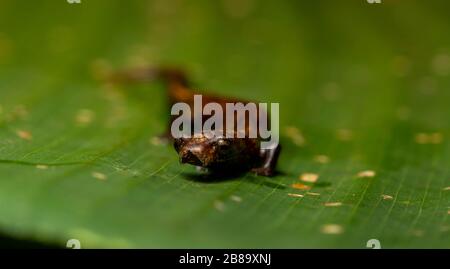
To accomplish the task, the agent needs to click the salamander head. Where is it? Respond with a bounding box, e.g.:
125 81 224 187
174 132 258 169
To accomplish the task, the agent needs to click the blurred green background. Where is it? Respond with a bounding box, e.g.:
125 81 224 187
0 0 449 248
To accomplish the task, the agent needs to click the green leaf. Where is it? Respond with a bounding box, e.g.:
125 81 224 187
0 0 449 248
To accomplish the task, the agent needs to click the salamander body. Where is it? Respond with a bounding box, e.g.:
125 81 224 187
109 67 281 176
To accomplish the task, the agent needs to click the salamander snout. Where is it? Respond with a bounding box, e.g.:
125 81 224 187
175 137 212 167
173 135 253 169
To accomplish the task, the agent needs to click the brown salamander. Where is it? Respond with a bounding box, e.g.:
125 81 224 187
108 67 281 177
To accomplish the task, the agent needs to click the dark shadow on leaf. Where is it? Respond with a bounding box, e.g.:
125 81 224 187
313 182 332 188
246 177 287 190
183 169 287 190
183 171 245 183
0 233 61 249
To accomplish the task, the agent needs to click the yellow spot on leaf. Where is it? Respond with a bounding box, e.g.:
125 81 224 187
13 105 28 119
16 130 32 140
36 165 49 170
92 172 107 181
284 126 305 146
324 202 342 207
291 183 311 191
321 224 344 235
287 193 304 198
336 129 353 141
150 136 165 146
411 230 425 237
357 170 376 178
230 195 242 203
432 53 450 76
76 109 95 125
430 133 444 144
300 173 319 183
415 133 428 144
415 132 444 144
314 155 330 164
214 200 225 212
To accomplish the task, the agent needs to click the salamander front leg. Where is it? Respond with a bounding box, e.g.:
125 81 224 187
251 144 281 177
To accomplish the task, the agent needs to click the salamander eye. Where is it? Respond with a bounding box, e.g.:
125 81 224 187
217 139 228 146
216 139 230 150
